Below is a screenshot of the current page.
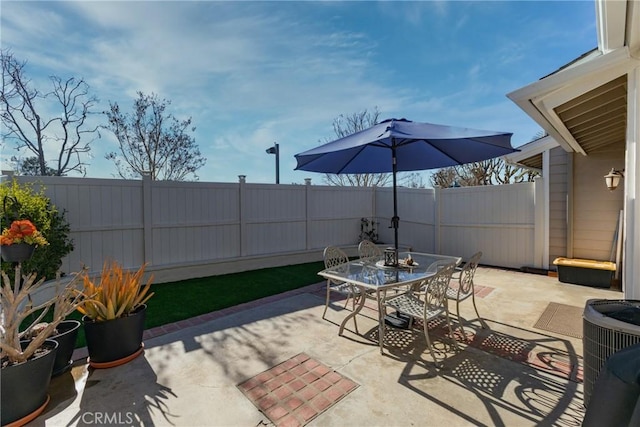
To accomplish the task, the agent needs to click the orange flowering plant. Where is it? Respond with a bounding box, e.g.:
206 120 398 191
0 219 49 246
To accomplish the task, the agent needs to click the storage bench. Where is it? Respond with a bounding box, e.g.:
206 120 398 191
552 257 616 288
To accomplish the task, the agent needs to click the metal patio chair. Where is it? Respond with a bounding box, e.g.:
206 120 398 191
322 246 363 332
358 240 382 261
380 260 459 366
445 251 487 334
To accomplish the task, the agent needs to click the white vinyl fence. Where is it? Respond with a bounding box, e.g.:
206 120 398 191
2 175 543 282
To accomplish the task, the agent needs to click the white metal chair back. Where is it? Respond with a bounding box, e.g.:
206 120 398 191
358 240 382 261
323 246 349 280
446 250 487 333
322 246 362 331
423 261 457 311
458 251 482 296
426 259 457 274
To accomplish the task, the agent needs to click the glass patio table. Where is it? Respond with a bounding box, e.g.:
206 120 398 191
318 251 461 351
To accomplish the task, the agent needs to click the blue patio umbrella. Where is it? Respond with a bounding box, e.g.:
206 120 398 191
294 118 518 254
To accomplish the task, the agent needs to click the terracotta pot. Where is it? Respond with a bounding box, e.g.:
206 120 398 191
83 304 146 368
1 340 58 426
1 243 35 263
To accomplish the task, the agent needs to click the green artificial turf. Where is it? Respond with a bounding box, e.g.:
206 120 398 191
65 260 325 348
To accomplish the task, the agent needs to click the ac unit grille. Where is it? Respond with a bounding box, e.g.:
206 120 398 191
583 299 640 407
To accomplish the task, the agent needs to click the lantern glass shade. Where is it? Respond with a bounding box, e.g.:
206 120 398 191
384 247 398 267
604 168 623 191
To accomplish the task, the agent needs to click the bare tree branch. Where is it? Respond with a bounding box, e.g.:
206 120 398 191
429 158 539 188
104 92 206 181
0 50 99 176
322 107 391 187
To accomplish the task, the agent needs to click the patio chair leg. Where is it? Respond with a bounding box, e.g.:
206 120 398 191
351 293 359 334
322 283 330 320
379 308 385 354
343 294 351 309
445 312 460 352
456 300 467 337
471 294 488 329
423 323 442 368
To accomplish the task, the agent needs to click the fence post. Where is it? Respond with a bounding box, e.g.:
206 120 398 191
434 186 441 253
372 185 377 237
142 172 153 265
305 178 311 250
238 175 247 256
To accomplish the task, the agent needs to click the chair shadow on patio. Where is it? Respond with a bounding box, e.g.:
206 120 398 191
362 315 586 426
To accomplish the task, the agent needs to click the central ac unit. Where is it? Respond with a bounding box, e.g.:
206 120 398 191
583 299 640 407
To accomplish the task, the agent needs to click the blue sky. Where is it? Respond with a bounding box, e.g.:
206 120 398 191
1 1 596 185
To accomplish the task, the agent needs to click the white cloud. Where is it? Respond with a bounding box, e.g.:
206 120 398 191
1 1 596 183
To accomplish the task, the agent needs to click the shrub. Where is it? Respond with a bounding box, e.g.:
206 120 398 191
1 179 74 280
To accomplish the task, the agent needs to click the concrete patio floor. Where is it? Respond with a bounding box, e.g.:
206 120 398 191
37 266 622 426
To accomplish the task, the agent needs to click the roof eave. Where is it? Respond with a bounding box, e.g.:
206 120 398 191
504 135 558 166
507 47 636 155
597 0 628 52
507 0 640 157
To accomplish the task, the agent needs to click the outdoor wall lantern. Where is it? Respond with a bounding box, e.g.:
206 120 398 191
604 168 624 191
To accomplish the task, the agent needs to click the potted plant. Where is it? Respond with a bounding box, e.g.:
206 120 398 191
1 265 85 426
1 181 75 282
78 260 154 369
359 217 379 243
24 273 86 377
0 218 49 263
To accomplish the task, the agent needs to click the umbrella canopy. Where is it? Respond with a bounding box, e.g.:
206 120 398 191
294 118 518 254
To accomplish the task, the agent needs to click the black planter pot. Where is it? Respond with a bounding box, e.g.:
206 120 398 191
1 339 58 426
1 243 35 263
50 320 81 377
83 304 146 368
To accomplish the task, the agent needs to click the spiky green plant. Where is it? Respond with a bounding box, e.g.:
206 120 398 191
77 260 154 322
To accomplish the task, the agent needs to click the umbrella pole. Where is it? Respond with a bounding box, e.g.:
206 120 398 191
392 138 399 261
389 138 406 326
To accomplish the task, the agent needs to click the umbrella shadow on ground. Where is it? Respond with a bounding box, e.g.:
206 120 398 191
39 292 335 426
364 317 585 426
150 292 325 386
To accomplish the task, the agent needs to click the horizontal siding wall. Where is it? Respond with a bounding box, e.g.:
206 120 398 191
572 144 625 261
549 146 569 268
5 176 538 281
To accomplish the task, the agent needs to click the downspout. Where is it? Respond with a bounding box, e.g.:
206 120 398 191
624 65 640 298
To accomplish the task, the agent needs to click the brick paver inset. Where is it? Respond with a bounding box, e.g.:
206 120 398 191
238 353 359 426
